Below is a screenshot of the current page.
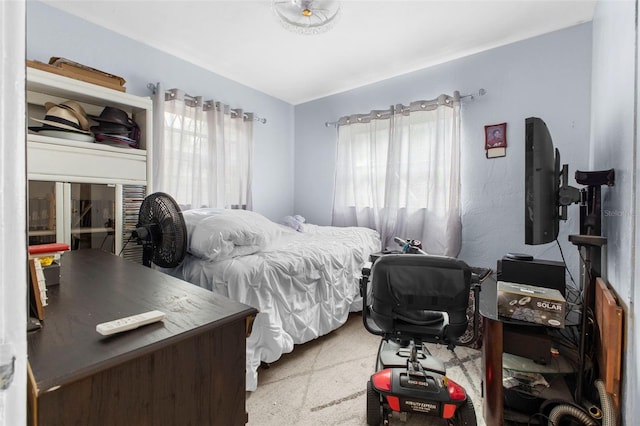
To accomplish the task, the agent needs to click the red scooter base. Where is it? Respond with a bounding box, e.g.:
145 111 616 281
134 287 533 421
367 367 476 426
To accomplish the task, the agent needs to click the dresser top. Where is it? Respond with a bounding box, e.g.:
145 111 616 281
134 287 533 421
28 249 256 393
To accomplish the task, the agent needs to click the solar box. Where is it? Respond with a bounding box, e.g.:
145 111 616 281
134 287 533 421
497 280 566 328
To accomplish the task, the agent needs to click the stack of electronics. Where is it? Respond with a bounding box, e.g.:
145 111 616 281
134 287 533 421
90 106 140 149
498 253 566 316
497 253 568 361
497 254 581 417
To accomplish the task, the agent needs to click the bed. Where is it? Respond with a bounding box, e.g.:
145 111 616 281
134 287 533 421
162 208 381 390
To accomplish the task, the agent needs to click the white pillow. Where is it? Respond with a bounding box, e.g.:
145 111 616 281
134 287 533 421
183 208 281 261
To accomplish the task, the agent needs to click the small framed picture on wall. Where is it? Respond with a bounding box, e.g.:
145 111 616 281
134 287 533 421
485 122 507 158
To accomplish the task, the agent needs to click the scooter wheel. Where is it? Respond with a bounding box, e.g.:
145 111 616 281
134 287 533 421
449 397 477 426
366 380 383 426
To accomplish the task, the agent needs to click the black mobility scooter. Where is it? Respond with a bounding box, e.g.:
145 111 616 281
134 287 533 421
361 244 481 425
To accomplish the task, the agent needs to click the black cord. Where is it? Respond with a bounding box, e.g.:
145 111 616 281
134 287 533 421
550 241 585 349
555 238 578 289
118 234 135 256
528 412 555 426
550 331 580 351
552 241 596 403
571 246 601 402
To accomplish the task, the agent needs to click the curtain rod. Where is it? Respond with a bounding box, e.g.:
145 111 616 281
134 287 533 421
324 88 486 128
147 83 267 124
460 88 486 101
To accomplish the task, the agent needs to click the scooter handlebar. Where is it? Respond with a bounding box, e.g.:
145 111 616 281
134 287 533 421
393 237 427 255
393 237 491 280
393 236 407 247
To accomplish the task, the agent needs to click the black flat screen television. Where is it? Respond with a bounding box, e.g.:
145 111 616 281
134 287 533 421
525 117 561 245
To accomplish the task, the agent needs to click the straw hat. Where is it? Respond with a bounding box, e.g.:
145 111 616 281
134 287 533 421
29 105 91 134
44 100 91 131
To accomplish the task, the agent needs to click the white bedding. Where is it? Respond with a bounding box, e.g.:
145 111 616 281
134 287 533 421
164 210 381 390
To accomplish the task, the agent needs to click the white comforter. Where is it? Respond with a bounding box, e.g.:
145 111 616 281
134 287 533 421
164 209 381 390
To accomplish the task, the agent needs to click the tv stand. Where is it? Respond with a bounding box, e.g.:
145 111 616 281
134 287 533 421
479 277 579 425
568 234 606 247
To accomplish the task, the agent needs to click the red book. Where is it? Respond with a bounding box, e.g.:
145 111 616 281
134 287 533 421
28 243 70 255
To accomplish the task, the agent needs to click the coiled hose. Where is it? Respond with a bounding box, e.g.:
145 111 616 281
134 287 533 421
547 379 616 426
595 379 616 426
548 404 597 426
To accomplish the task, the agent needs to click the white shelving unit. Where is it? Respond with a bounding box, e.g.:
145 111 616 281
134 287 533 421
26 67 153 258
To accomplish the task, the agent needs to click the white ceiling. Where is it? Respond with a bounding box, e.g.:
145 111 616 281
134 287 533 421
43 0 596 105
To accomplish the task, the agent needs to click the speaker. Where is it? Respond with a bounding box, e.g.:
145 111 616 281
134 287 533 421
503 325 553 364
497 254 566 296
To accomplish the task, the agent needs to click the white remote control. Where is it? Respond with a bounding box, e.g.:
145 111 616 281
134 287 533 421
96 310 166 336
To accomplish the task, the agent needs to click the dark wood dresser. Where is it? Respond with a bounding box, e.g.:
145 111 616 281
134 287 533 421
27 249 257 426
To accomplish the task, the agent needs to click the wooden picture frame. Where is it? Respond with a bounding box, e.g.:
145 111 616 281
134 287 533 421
29 258 47 320
485 122 507 158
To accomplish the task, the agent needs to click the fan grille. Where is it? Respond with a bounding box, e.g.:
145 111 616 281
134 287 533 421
137 192 187 268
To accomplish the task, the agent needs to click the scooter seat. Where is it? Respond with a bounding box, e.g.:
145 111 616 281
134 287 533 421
378 340 446 375
365 253 472 344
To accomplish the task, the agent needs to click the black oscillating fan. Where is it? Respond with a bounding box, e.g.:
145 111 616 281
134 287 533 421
133 192 187 268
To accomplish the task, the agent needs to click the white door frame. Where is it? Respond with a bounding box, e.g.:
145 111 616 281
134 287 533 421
0 1 27 425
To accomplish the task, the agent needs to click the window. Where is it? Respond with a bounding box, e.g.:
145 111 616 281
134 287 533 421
154 90 253 210
332 97 461 256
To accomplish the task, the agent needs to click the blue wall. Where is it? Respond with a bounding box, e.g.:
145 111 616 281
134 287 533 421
26 1 295 222
294 24 593 273
27 1 593 274
590 0 638 421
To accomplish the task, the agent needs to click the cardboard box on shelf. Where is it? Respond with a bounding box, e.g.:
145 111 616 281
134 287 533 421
497 280 566 328
27 58 126 92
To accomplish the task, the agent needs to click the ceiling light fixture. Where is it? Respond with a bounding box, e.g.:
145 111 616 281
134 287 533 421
272 0 341 35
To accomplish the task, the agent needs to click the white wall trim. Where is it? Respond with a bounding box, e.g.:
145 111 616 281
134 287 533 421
0 0 27 424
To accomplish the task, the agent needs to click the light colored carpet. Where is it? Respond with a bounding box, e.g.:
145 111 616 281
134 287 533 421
246 312 486 426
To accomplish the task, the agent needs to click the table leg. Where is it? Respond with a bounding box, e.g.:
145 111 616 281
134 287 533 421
482 316 504 425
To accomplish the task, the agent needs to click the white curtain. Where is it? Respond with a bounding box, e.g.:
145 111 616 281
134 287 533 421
332 93 461 256
152 84 253 210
